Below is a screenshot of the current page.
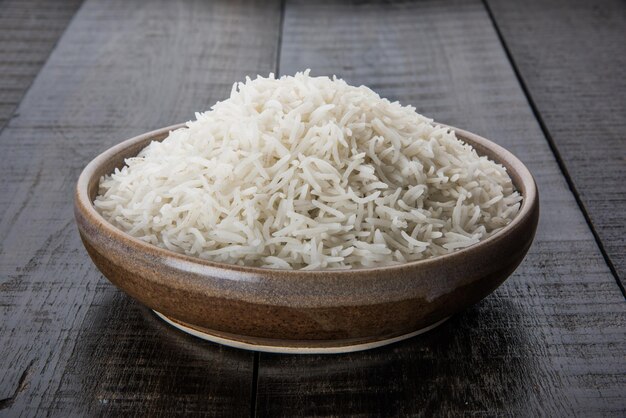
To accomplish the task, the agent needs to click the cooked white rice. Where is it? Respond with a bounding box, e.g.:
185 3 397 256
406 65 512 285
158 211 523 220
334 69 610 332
94 70 522 270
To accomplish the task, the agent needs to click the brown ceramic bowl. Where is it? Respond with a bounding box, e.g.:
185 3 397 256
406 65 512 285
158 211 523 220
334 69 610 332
75 123 539 353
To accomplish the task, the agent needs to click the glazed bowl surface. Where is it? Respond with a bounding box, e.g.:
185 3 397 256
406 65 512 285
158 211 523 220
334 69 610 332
74 123 539 353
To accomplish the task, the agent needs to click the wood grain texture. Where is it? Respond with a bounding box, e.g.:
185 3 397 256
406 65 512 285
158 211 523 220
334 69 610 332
0 0 83 130
0 0 281 415
256 0 626 416
485 0 626 286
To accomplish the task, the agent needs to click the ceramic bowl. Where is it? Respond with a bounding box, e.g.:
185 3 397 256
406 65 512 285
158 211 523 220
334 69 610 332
74 123 539 353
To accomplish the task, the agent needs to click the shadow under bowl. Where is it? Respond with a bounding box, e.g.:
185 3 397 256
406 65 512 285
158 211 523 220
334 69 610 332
74 124 539 353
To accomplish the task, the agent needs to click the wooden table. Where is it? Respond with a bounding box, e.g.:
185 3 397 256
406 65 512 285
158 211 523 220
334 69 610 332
1 0 624 416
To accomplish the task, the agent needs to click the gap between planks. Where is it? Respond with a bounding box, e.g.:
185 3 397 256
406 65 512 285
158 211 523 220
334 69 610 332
481 0 626 298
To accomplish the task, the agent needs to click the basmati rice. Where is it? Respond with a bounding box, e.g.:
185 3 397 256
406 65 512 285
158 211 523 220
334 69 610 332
94 70 522 269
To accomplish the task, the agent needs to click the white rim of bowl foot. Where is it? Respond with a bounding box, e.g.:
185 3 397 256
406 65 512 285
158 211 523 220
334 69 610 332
154 310 450 354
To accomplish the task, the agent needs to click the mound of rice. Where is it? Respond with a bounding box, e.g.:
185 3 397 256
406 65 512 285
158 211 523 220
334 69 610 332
94 70 522 270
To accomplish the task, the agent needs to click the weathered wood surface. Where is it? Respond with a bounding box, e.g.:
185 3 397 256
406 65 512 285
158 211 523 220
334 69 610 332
255 0 626 416
0 0 83 130
0 0 281 415
1 0 625 416
486 0 626 286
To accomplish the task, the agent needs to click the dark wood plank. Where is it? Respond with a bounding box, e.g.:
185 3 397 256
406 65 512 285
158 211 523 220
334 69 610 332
0 0 84 130
0 0 282 415
256 0 626 416
485 0 626 286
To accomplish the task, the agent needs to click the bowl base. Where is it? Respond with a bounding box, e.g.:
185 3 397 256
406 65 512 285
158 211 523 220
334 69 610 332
153 310 449 354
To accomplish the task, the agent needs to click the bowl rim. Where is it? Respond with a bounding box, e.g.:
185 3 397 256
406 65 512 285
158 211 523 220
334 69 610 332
75 122 538 277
